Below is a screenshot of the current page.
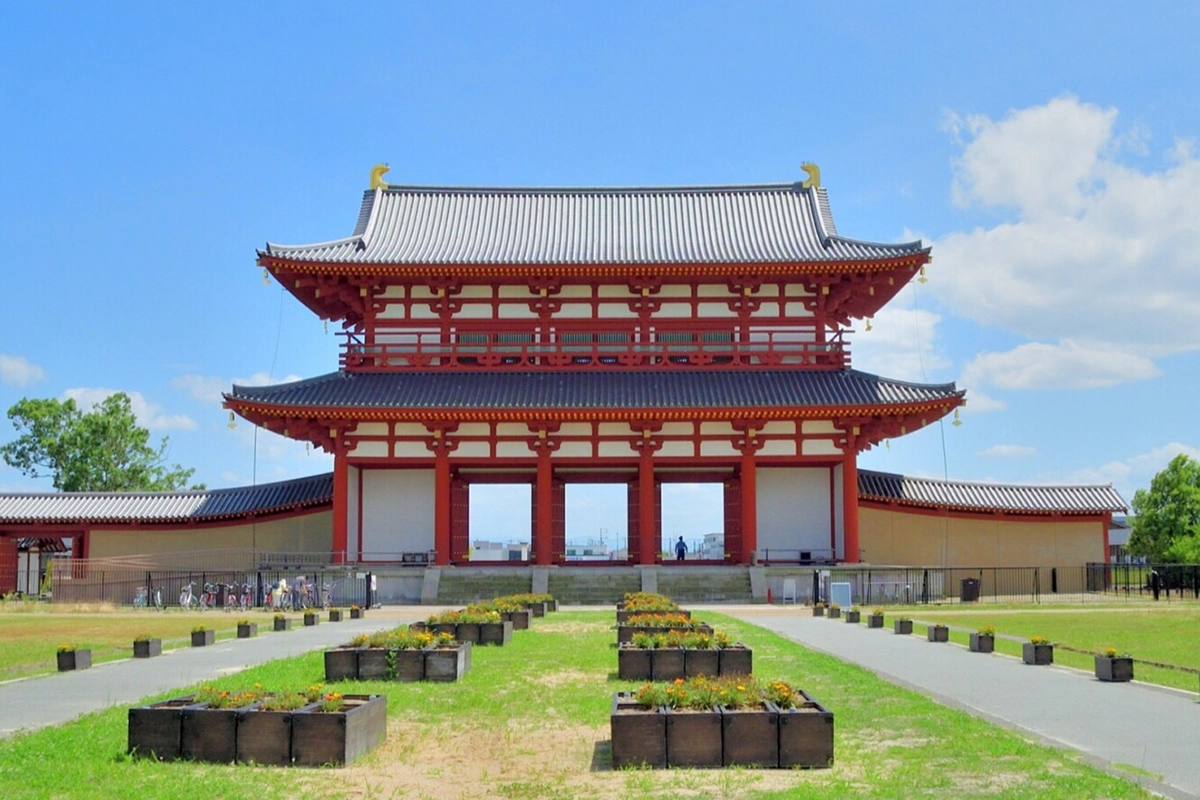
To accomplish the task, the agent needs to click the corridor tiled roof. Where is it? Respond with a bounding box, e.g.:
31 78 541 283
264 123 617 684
858 470 1126 514
0 473 332 525
226 369 962 411
261 183 928 266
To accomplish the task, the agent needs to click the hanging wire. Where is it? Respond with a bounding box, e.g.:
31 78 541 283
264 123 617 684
909 280 950 482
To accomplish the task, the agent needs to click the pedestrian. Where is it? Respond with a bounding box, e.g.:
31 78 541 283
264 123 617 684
675 536 688 561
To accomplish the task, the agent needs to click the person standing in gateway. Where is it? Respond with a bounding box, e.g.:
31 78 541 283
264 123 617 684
675 536 688 561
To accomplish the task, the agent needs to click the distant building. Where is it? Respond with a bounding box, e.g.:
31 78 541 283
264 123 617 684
471 540 529 562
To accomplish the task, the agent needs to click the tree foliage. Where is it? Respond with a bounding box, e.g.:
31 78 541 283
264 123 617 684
1129 454 1200 562
1 393 200 492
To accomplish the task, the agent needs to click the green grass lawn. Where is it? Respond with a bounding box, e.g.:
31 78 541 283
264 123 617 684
0 608 286 681
0 610 1154 800
896 606 1200 693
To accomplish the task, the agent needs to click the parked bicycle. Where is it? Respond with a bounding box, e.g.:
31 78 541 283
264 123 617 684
134 586 148 609
240 582 254 612
224 583 238 612
198 582 218 611
179 581 198 611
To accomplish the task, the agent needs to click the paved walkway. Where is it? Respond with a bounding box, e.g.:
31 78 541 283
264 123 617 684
721 607 1200 800
0 608 434 738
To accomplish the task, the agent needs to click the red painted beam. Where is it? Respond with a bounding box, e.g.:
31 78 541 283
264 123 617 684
739 451 757 565
434 450 451 566
535 448 553 565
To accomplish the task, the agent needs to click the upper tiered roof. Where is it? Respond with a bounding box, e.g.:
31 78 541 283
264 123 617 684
261 182 928 269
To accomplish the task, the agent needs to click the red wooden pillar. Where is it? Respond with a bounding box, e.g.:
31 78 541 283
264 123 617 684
434 448 451 566
535 447 554 565
0 536 17 594
740 450 757 565
332 455 349 564
638 449 657 565
842 442 860 564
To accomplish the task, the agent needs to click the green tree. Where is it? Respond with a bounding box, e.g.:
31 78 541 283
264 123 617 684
1 393 200 492
1129 454 1200 562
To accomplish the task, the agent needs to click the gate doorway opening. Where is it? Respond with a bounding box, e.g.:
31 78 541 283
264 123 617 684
467 484 531 562
660 482 725 562
564 483 628 562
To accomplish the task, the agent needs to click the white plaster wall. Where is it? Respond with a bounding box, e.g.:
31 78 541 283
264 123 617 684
757 468 832 558
347 466 361 561
360 469 435 558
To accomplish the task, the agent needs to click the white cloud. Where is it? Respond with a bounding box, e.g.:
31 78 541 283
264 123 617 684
1068 442 1200 489
980 444 1037 458
63 388 197 431
933 96 1200 380
173 372 304 406
0 354 46 386
851 290 950 383
960 387 1006 413
961 340 1160 390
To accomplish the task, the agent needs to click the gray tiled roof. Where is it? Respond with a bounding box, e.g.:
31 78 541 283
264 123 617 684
262 183 927 265
0 473 332 525
227 370 962 411
858 470 1126 514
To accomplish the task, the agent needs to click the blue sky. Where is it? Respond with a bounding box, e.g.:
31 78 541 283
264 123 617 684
2 3 1197 550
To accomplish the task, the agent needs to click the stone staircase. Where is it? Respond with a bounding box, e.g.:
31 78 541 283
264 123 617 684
433 567 532 604
658 567 754 603
547 568 642 605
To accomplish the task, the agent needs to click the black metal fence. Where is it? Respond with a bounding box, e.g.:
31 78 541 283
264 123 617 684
49 563 373 609
774 562 1200 606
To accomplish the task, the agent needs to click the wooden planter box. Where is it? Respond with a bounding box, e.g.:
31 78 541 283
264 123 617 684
652 648 685 681
684 648 720 678
424 642 471 682
611 693 666 769
1095 655 1134 682
665 706 723 768
718 645 753 676
1023 643 1054 665
617 645 653 681
57 649 92 671
893 620 913 635
350 608 365 619
191 630 215 647
812 605 825 617
353 647 426 682
827 607 842 620
128 696 206 760
609 691 834 770
274 617 292 632
546 599 559 612
502 609 530 630
777 691 835 769
479 620 513 645
133 639 162 659
867 614 884 629
526 601 547 618
722 704 779 767
455 622 481 644
181 703 248 763
235 705 295 766
927 625 949 643
303 614 319 627
844 610 861 624
328 610 343 622
969 633 995 653
324 647 360 681
291 694 387 767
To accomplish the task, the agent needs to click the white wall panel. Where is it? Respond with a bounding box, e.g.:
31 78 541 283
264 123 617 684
758 468 832 557
361 469 435 557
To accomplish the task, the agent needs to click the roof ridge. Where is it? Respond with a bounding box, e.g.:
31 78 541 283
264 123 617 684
375 182 811 195
858 468 1116 491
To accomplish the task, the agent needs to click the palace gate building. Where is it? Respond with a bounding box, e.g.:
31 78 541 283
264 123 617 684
225 166 969 567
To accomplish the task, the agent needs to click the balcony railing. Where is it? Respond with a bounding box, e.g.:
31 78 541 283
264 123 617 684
339 329 848 370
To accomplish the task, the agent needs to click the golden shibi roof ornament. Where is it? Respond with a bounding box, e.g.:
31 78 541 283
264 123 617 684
800 162 821 190
370 163 390 191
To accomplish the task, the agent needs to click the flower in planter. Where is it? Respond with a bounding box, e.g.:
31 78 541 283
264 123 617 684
897 615 912 622
350 604 361 611
191 624 207 634
133 633 153 643
320 692 344 712
634 675 799 710
828 603 840 611
236 619 251 627
195 684 263 709
57 643 76 653
871 609 884 616
1029 635 1050 646
273 612 285 621
977 625 995 636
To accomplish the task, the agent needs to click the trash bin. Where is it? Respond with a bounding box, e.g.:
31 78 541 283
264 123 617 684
960 578 980 602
